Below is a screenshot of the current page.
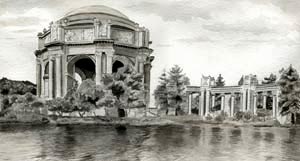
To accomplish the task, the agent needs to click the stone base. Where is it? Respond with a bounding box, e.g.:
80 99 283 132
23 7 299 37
126 108 145 118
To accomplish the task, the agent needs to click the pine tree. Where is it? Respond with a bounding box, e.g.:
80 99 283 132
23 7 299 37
154 69 169 109
168 65 189 111
262 73 277 84
278 65 300 124
215 74 225 87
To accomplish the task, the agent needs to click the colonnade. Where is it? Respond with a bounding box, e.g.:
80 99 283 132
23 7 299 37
186 86 280 118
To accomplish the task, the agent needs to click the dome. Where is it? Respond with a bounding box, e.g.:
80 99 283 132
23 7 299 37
64 5 129 20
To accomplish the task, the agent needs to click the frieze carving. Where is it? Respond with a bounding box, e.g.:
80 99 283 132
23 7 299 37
51 23 59 41
99 23 108 37
111 29 134 45
65 29 94 42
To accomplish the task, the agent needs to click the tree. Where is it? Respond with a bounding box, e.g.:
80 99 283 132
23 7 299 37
168 65 189 113
238 76 244 86
262 73 277 84
278 65 300 124
215 74 225 87
154 70 169 109
101 64 146 117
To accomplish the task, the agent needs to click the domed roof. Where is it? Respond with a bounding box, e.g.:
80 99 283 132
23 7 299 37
64 5 129 19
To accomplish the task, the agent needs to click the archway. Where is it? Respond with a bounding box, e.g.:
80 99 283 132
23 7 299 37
67 56 96 89
112 60 124 73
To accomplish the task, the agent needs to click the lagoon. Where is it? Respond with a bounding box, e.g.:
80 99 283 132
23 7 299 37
0 124 299 161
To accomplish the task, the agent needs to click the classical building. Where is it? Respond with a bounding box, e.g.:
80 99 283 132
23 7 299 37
34 5 154 105
186 75 280 119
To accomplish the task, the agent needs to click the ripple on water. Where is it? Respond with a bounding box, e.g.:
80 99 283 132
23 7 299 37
0 125 300 161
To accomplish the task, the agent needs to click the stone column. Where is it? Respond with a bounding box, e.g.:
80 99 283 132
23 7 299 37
272 95 277 118
49 57 54 99
200 91 205 116
188 93 192 115
62 54 68 96
276 90 280 118
230 95 235 117
221 94 225 111
211 94 215 108
55 55 62 97
247 89 251 111
253 94 257 115
198 92 201 116
263 93 267 109
242 90 247 112
41 61 45 98
36 60 41 97
95 53 102 85
135 57 139 72
106 50 114 74
205 90 210 116
144 57 152 112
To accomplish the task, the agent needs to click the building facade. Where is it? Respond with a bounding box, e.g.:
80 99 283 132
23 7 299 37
34 5 154 105
186 75 280 119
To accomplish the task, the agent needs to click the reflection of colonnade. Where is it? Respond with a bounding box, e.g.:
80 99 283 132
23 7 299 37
186 75 280 118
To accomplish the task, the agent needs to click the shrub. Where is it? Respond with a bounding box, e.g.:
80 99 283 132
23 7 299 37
205 114 213 121
243 111 253 120
24 92 35 103
31 101 44 108
234 111 253 121
214 111 226 122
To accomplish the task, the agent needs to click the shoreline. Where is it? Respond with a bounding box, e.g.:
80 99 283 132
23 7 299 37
0 115 297 128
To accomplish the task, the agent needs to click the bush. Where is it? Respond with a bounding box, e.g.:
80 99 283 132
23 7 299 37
24 92 35 102
214 111 226 122
234 111 253 121
205 114 213 121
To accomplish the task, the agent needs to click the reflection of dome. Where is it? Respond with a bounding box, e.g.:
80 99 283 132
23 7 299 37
64 5 129 20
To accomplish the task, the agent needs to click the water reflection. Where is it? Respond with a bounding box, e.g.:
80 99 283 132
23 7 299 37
0 125 300 161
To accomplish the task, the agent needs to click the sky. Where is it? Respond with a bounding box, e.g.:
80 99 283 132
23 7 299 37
0 0 300 104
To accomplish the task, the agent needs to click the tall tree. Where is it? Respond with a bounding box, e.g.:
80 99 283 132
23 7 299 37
215 74 225 87
168 65 189 111
154 69 169 109
262 73 277 84
278 65 300 124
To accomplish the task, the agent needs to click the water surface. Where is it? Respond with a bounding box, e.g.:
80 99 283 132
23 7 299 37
0 124 299 161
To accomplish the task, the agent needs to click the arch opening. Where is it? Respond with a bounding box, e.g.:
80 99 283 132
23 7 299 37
74 58 95 81
112 60 124 73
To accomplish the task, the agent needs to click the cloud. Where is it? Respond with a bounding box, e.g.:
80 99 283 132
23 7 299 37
125 0 213 22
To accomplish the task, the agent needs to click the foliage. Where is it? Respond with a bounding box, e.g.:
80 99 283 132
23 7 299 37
167 65 190 110
0 77 36 95
103 64 146 110
214 111 226 122
256 108 271 121
262 73 277 84
46 98 73 116
238 76 244 86
154 70 169 109
215 74 225 87
277 65 300 124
